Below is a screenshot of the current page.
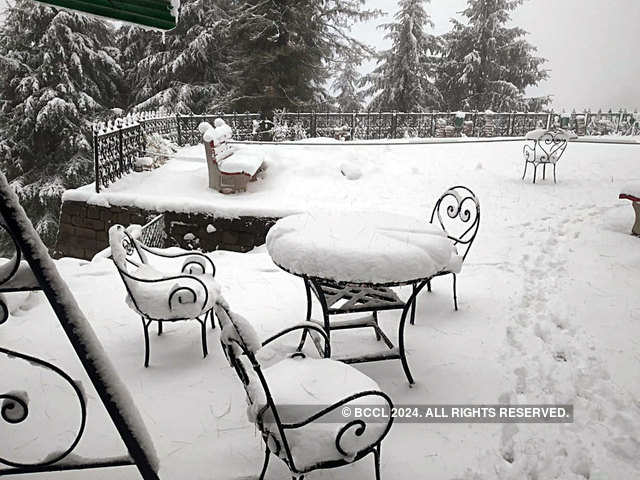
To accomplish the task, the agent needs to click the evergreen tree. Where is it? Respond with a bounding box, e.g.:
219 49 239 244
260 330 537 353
119 0 232 113
332 58 365 111
437 0 547 111
0 1 123 245
227 0 378 114
362 0 442 112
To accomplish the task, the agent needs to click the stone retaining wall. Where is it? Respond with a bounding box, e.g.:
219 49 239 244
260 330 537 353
54 200 279 260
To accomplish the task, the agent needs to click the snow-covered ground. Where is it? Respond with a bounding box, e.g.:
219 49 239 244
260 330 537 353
4 139 640 479
64 137 638 219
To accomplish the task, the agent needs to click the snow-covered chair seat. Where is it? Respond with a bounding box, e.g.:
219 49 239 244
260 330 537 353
200 119 264 194
213 302 394 480
522 129 573 183
109 224 220 367
619 182 640 236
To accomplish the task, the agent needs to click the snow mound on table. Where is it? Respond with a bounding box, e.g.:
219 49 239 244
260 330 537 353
266 212 461 284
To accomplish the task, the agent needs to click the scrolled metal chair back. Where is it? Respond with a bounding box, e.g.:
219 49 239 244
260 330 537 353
0 216 20 288
430 186 480 261
213 302 298 469
108 225 148 273
213 303 260 390
536 131 568 163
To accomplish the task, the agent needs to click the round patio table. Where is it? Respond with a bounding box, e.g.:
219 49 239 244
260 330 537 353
266 211 461 385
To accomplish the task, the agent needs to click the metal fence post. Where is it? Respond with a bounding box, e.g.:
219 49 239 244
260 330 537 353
391 111 397 138
351 112 356 140
176 113 182 146
310 111 317 138
93 126 100 193
117 123 124 175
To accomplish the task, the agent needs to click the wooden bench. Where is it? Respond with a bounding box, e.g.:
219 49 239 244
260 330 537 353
619 185 640 236
200 119 264 194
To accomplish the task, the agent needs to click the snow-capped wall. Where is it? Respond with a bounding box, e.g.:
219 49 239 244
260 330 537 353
54 200 279 260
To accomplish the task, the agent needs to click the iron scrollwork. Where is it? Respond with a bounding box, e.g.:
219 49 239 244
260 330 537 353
0 347 87 470
0 171 160 478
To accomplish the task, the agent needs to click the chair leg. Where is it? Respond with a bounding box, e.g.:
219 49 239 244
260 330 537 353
427 279 432 292
553 164 557 183
522 161 528 180
372 311 381 341
297 328 308 352
373 445 381 480
532 164 538 184
157 321 163 336
452 274 458 311
409 283 417 325
209 309 216 330
198 318 208 358
543 163 547 180
259 447 270 480
142 318 151 368
297 278 313 351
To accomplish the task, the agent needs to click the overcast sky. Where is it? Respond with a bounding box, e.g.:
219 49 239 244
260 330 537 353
2 0 638 111
352 0 640 111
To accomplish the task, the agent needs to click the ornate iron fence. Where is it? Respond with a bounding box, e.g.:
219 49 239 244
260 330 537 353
92 109 638 193
93 115 144 193
139 214 166 249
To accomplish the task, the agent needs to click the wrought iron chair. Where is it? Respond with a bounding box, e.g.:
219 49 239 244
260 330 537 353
109 225 219 367
213 301 394 480
410 186 480 323
522 130 569 183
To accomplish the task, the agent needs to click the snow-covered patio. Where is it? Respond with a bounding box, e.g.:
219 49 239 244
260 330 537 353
4 139 640 479
63 137 638 219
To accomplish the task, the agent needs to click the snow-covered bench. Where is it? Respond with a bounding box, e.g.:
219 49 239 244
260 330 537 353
199 119 264 194
619 183 640 236
522 129 574 183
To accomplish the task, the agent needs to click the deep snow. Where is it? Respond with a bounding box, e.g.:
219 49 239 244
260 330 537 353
3 139 640 479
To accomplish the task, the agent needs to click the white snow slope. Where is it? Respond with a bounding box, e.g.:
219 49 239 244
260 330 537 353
3 139 640 480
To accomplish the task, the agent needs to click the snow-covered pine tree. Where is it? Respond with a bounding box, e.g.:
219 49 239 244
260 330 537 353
437 0 548 111
332 58 365 111
0 1 123 246
119 0 232 113
227 0 378 114
362 0 442 112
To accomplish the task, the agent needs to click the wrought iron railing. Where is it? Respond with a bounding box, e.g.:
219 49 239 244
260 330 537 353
139 214 166 249
92 109 639 192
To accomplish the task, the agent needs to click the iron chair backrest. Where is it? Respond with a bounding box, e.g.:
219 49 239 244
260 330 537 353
109 225 148 273
212 302 299 470
533 131 568 164
430 185 480 262
108 225 213 322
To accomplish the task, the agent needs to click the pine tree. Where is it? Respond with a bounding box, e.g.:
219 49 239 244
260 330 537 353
362 0 442 112
119 0 232 113
0 1 123 246
227 0 378 114
332 59 365 111
437 0 547 111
